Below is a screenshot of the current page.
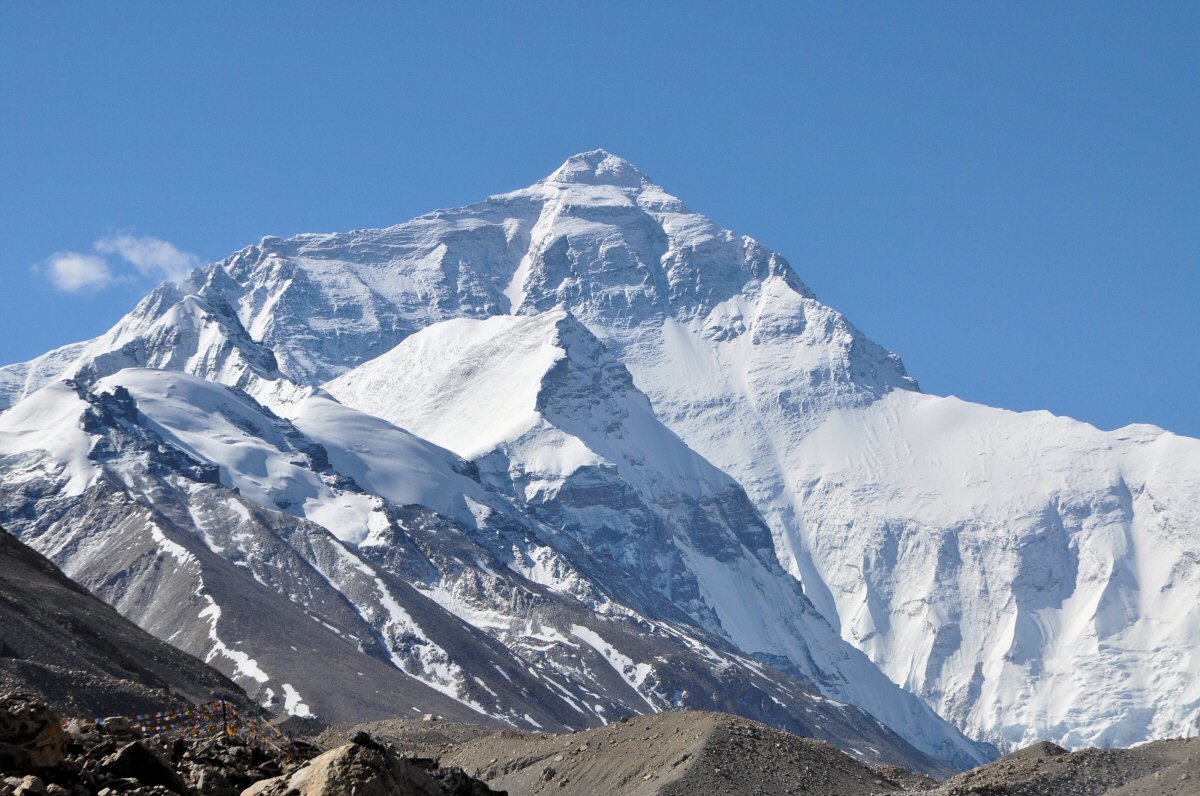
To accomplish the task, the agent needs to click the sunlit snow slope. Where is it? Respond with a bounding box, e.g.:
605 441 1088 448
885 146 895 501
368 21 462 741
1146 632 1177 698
326 309 988 767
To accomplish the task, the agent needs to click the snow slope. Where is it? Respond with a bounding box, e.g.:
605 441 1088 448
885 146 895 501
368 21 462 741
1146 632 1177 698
327 309 990 768
783 390 1200 749
285 393 490 527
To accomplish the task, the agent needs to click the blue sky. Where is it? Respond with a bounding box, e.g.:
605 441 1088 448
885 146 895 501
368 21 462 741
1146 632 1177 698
2 3 1197 436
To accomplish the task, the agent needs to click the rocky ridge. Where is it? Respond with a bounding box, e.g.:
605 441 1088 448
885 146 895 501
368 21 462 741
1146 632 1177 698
4 696 1194 795
323 711 924 796
906 736 1200 796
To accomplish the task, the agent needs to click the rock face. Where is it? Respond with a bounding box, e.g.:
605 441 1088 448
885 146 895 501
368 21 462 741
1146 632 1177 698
0 528 243 716
94 740 189 793
2 150 1195 760
242 739 437 796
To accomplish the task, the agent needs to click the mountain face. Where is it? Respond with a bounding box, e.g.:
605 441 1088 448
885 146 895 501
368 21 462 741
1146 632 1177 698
0 524 243 715
0 150 1195 760
323 309 976 762
0 369 969 772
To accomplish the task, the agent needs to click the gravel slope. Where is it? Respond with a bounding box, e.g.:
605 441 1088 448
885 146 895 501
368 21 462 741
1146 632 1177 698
323 711 924 795
0 525 243 715
321 713 1200 796
916 737 1200 795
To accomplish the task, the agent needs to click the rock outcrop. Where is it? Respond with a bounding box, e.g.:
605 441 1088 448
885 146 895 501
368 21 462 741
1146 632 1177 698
0 695 302 796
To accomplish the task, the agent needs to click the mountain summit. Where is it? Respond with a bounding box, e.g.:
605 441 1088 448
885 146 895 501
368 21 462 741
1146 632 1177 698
1 151 1197 762
542 149 651 188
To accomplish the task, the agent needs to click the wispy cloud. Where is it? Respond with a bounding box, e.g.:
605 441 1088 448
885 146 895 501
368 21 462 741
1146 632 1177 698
95 234 201 284
46 252 114 293
41 233 202 294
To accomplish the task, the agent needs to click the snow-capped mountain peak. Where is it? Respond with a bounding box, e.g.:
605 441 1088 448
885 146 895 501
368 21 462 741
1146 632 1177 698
1 151 1196 763
541 149 652 189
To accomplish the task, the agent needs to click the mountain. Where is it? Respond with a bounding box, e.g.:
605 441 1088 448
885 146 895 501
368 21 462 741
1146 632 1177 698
324 309 980 764
1 150 1195 759
0 370 967 773
0 524 243 715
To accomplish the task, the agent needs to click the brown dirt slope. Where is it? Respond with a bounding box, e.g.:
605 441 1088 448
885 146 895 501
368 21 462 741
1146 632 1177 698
329 711 922 796
0 525 243 716
320 714 1200 796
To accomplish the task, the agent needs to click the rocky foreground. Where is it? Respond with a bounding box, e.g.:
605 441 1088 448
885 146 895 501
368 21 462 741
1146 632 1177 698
0 694 499 796
3 694 1197 795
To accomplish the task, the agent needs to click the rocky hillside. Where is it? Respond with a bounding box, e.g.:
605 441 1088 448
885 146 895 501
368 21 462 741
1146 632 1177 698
0 526 242 716
4 692 1192 795
0 693 498 796
915 736 1200 796
322 711 934 796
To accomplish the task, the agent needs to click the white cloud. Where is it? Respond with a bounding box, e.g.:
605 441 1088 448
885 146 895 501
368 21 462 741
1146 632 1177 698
46 252 114 293
40 233 203 294
95 234 201 283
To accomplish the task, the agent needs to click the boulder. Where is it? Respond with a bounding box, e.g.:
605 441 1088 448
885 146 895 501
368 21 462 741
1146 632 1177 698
242 734 440 796
98 718 131 735
185 764 237 796
95 741 188 794
0 695 66 770
12 776 45 796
